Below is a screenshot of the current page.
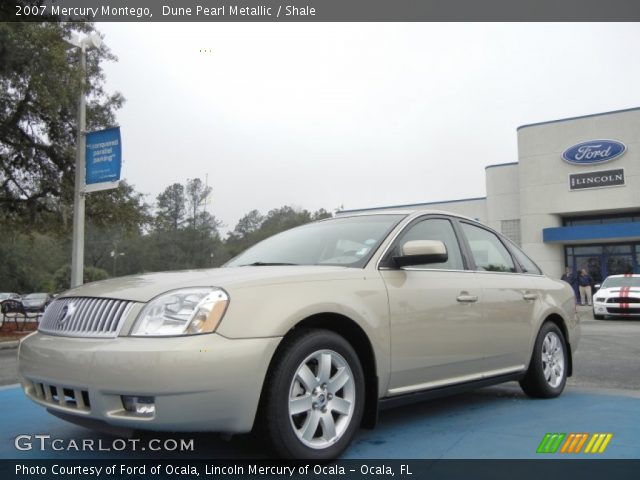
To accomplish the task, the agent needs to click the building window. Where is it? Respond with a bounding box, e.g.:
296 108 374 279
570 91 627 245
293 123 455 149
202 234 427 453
501 219 521 246
563 212 640 226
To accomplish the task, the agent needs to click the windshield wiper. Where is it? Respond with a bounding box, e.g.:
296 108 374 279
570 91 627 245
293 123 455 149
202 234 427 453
241 262 299 266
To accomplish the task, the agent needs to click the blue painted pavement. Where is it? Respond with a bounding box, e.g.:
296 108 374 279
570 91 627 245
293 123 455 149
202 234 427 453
1 384 638 459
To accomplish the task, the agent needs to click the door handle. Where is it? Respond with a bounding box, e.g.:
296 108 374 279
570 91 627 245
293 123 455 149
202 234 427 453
523 292 538 301
456 294 478 303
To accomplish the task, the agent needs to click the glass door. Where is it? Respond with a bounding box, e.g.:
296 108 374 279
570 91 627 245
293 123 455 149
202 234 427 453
606 255 634 276
574 255 603 285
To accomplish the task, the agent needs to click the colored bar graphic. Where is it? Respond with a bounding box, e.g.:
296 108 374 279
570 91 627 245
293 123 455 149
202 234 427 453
560 433 589 453
539 433 613 454
584 433 613 454
537 433 566 453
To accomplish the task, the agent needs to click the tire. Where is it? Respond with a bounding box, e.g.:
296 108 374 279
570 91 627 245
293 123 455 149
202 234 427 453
520 322 568 398
593 311 605 320
260 329 365 459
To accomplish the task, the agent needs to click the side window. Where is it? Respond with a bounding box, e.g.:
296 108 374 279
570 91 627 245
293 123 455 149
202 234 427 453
460 222 517 273
510 245 542 275
396 218 464 270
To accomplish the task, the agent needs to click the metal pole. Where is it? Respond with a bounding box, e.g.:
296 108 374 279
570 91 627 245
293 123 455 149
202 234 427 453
70 45 87 288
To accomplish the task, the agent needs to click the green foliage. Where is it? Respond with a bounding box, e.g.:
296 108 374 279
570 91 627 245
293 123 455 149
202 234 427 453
52 264 110 292
0 22 123 224
155 183 185 231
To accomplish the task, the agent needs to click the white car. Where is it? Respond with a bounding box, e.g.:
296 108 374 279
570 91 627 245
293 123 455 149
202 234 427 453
593 274 640 319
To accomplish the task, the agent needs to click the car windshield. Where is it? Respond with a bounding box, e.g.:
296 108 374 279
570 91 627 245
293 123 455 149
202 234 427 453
226 214 405 268
0 293 14 300
601 276 640 288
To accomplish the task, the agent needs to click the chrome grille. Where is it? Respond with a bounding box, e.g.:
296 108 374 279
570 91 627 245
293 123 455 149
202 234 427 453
39 297 134 338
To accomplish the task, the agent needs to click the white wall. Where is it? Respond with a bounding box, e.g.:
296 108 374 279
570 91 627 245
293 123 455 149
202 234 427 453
517 108 640 278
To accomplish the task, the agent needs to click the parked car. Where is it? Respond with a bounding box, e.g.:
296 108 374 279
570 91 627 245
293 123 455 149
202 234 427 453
593 274 640 319
18 210 580 459
0 292 21 301
21 293 52 313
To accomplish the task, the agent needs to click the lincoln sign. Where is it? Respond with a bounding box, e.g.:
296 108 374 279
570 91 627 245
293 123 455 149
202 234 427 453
569 168 625 191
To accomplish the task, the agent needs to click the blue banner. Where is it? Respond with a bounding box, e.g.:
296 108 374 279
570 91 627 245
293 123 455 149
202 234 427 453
85 127 122 186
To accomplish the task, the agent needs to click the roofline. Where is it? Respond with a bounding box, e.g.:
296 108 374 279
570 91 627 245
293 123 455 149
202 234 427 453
517 106 640 131
339 197 486 214
485 161 518 170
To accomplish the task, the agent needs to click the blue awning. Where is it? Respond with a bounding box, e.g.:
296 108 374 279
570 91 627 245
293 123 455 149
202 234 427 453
543 222 640 244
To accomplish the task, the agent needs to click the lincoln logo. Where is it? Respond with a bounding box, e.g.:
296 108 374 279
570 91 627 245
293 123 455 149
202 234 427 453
562 139 626 165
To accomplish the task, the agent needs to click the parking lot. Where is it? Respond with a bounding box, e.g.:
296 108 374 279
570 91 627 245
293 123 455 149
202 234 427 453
1 307 638 459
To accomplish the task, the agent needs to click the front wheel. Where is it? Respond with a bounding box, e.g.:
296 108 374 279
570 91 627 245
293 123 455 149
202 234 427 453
593 310 605 320
260 329 365 459
520 322 568 398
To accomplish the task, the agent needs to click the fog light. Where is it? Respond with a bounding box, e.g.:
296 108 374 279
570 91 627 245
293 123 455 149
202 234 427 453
122 396 155 416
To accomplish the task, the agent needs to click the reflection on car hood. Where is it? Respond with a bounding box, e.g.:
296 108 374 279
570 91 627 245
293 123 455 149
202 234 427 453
58 265 358 303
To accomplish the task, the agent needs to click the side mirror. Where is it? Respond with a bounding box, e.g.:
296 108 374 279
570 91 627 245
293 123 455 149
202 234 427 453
393 240 448 268
594 284 601 290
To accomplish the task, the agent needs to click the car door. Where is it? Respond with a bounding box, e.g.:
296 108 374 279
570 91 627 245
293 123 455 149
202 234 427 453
457 221 538 373
379 216 485 394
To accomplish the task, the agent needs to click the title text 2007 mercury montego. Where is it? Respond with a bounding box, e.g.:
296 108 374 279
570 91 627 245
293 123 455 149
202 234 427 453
18 210 579 459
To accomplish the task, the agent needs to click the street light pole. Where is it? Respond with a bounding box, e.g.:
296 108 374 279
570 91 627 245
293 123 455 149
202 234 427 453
70 44 87 288
65 32 101 288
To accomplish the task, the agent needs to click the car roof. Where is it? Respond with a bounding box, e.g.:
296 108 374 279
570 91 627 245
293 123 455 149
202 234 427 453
335 208 479 223
605 274 639 278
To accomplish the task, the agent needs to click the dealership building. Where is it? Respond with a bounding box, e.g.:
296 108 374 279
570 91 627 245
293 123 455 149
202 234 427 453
344 107 640 282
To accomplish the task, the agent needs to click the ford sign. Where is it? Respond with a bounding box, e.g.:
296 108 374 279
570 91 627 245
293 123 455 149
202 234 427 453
562 139 626 165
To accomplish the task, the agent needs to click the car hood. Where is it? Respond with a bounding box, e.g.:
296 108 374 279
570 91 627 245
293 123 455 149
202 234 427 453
598 287 640 296
58 265 360 303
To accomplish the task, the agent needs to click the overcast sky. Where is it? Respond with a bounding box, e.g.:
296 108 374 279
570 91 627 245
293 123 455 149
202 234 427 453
98 23 640 232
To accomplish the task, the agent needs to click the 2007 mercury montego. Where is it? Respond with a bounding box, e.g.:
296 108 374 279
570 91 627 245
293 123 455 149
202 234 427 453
18 210 579 459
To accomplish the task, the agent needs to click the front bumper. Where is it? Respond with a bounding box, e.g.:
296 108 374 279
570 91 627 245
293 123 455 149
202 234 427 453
18 332 281 433
593 302 640 316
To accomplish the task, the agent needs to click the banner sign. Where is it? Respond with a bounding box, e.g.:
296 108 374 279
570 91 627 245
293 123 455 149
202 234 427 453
85 127 122 192
569 168 625 191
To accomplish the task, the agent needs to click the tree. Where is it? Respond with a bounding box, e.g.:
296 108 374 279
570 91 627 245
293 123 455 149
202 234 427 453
185 178 212 230
234 209 264 237
82 181 151 274
155 183 186 231
0 22 123 223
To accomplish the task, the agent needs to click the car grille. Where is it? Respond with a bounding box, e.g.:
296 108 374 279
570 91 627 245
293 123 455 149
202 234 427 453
606 307 640 314
39 297 134 338
606 297 640 303
25 379 90 412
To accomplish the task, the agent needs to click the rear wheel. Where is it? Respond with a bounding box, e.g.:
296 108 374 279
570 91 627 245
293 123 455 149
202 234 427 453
520 322 568 398
260 329 365 459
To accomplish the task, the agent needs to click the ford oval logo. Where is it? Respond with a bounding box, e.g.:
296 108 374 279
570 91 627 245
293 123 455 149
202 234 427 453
562 139 626 165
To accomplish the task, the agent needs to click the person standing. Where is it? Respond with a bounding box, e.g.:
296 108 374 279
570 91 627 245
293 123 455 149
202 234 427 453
561 267 579 302
578 269 593 306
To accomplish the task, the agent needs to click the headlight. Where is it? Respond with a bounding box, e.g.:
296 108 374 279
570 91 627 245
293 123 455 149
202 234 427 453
131 287 229 336
594 297 604 303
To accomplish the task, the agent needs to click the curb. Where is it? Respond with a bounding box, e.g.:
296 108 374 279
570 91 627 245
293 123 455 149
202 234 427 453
0 340 19 350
